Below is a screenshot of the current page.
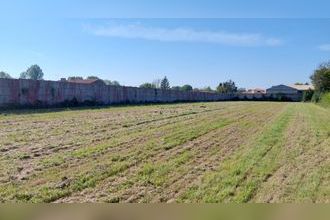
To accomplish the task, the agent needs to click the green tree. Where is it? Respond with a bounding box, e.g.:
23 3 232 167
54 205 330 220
0 71 12 79
180 84 193 92
216 80 237 94
87 76 100 80
20 65 44 80
302 89 314 102
160 76 170 90
140 83 156 89
104 80 120 86
310 61 330 92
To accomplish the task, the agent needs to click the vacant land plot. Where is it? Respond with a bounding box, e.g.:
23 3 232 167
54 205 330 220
0 102 329 203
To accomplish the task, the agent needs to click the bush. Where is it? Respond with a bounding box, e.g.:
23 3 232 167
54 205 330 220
311 91 322 103
302 89 314 102
319 92 330 108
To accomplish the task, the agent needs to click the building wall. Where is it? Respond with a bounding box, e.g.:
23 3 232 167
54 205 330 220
0 79 302 108
0 79 235 107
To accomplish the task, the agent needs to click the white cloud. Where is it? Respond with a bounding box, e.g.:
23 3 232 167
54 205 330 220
84 23 283 47
319 44 330 51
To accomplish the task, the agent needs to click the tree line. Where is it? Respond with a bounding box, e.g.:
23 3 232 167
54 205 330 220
0 65 44 80
0 65 121 86
0 65 239 93
139 76 238 93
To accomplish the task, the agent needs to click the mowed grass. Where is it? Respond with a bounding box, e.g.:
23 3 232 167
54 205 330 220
0 102 328 203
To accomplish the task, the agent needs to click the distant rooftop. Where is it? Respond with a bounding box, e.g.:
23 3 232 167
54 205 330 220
61 78 104 85
289 84 314 91
68 79 97 84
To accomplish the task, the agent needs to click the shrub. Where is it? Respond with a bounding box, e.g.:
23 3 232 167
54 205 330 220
302 89 314 102
311 91 322 103
319 92 330 108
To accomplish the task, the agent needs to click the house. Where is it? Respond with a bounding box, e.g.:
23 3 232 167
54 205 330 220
266 84 314 95
244 88 266 94
60 78 106 86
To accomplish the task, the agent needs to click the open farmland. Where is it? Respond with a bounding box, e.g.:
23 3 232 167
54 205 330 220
0 102 329 203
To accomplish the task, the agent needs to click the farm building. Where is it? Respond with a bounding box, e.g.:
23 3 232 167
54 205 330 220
266 84 314 94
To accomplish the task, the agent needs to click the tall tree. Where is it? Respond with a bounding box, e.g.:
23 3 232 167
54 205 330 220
20 65 44 80
216 80 237 94
0 71 12 79
160 76 170 90
311 61 330 92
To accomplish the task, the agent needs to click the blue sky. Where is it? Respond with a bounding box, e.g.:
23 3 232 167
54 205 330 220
0 1 330 89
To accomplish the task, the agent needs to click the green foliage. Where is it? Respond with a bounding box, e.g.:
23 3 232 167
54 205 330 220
0 71 12 79
311 91 322 102
216 80 237 94
319 92 330 108
20 65 44 80
103 80 120 86
171 85 193 92
140 83 156 89
180 84 193 92
160 76 170 90
302 89 314 102
86 76 100 80
294 82 309 85
310 61 330 92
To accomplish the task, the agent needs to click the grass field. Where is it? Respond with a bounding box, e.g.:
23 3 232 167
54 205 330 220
0 102 329 203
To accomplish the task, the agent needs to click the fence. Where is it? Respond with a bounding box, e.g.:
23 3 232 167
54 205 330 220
0 79 237 108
